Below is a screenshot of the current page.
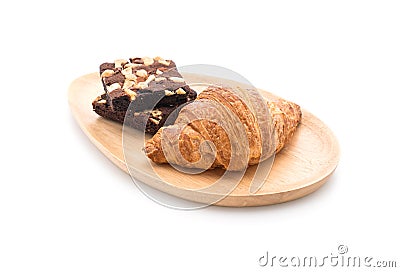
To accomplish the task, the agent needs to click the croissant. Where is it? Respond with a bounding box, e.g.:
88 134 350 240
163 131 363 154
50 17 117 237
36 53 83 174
145 86 302 171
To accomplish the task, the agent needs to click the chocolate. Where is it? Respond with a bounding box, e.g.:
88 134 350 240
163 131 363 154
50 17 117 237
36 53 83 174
93 56 197 134
92 93 191 135
99 57 195 112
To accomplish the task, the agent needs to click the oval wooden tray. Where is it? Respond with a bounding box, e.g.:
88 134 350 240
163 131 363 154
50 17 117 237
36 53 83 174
68 73 340 207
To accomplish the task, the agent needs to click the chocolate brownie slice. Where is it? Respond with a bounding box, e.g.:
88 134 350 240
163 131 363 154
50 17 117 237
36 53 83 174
99 56 195 112
92 90 196 135
93 56 197 134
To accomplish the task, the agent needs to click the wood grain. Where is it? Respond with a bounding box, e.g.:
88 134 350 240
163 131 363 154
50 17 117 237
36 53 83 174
68 73 340 207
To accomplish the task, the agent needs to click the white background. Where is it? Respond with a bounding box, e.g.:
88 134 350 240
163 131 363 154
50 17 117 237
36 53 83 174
1 0 399 271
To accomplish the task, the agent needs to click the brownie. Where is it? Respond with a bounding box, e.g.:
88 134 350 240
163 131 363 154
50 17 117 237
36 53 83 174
99 56 195 112
93 56 197 134
92 91 195 135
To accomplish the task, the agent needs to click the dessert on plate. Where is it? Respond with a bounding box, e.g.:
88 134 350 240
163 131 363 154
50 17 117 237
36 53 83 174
92 56 196 134
92 57 302 170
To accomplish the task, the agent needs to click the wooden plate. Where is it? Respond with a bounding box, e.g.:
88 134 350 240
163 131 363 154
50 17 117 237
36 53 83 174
68 73 340 207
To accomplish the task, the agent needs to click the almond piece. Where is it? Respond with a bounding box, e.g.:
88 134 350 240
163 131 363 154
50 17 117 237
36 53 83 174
136 82 148 89
176 88 186 95
158 59 171 66
169 76 185 83
155 77 166 82
124 89 137 100
114 59 128 68
123 79 135 89
142 57 154 66
101 69 115 78
136 69 148 78
125 73 137 81
145 75 155 85
107 83 121 92
121 67 133 76
149 118 160 125
164 90 174 96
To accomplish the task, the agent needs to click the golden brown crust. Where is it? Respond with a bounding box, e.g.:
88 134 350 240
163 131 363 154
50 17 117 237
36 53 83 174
144 86 302 170
266 99 302 154
198 87 262 165
144 127 167 164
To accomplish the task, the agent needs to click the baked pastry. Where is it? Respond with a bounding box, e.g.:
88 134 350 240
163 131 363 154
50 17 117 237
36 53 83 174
145 86 302 170
92 56 197 134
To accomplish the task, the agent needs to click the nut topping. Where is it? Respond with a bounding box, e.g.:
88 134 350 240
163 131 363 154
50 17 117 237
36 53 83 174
107 83 121 92
149 118 160 125
151 110 163 117
124 89 137 100
121 67 133 76
155 77 166 82
142 57 154 66
164 90 174 96
158 59 171 66
136 69 148 78
124 63 141 69
145 74 156 84
101 69 115 78
156 69 164 75
169 76 185 83
124 73 137 81
114 59 128 68
176 88 186 95
136 82 148 89
122 79 135 89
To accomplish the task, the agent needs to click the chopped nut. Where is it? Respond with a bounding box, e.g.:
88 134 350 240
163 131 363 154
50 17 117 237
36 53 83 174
164 90 175 96
151 110 163 117
97 99 107 104
176 88 186 95
124 63 141 69
156 69 163 75
121 67 133 76
122 79 135 89
154 56 163 61
145 74 155 84
124 73 137 81
142 56 154 66
149 118 160 125
155 77 166 82
136 82 148 89
101 69 115 78
169 76 185 83
136 69 148 78
114 59 128 68
158 59 171 66
124 89 137 100
107 83 121 92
